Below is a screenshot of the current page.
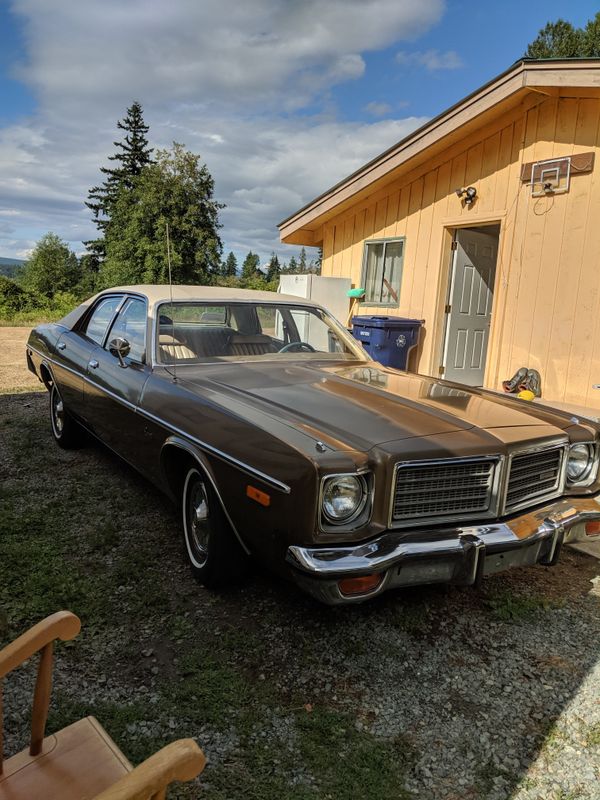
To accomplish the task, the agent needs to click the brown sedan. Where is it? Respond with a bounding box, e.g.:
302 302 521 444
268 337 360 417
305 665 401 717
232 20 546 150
26 285 600 604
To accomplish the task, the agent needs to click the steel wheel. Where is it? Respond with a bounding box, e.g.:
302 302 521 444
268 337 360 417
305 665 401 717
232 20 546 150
51 385 65 436
49 383 84 449
183 469 211 568
181 465 250 588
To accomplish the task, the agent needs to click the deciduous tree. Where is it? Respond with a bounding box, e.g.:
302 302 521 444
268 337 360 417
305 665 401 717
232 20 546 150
21 233 80 298
99 142 224 287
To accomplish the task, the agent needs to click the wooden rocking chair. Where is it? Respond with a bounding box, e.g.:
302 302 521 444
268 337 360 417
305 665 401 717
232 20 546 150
0 611 206 799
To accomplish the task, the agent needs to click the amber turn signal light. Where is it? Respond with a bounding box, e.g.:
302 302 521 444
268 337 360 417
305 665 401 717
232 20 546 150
584 519 600 537
338 573 383 597
246 485 271 507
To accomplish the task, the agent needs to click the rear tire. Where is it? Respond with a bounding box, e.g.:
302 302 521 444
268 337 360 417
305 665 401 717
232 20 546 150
182 467 249 589
49 384 84 449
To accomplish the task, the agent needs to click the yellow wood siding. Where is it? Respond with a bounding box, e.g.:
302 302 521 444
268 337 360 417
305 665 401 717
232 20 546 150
320 94 600 409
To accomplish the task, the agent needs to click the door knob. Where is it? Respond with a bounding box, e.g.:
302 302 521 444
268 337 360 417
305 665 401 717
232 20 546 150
57 342 66 350
89 360 99 369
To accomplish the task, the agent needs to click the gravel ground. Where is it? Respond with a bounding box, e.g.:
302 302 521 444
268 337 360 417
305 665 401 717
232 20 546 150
1 385 600 799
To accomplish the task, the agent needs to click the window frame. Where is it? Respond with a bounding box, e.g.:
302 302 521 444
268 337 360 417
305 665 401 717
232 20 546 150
104 295 149 365
76 294 126 346
360 236 405 308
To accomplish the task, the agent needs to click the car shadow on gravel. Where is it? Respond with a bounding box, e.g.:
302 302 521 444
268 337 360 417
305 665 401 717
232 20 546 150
2 390 600 800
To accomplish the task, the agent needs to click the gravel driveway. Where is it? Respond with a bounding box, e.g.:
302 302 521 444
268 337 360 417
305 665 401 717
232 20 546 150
1 385 600 799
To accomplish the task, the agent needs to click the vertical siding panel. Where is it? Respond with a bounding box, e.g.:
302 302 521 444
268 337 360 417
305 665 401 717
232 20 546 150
384 189 400 237
339 216 354 279
506 103 549 373
348 208 366 288
394 185 411 238
402 177 425 317
528 98 574 390
373 197 388 238
478 131 501 213
492 124 514 211
409 170 437 319
421 161 452 371
487 116 524 388
500 108 538 381
461 142 484 221
554 99 600 404
321 224 334 277
330 223 342 278
446 152 467 218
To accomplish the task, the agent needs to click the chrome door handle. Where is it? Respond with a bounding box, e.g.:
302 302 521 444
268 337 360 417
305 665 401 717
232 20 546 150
88 360 99 369
57 342 66 350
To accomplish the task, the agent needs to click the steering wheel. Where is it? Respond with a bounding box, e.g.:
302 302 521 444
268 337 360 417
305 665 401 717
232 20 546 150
278 341 316 353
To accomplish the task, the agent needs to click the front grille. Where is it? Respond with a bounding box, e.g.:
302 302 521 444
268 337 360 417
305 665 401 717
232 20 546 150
392 459 496 522
505 446 564 512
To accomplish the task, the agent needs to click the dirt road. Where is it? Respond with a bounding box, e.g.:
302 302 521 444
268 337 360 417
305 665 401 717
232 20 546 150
0 326 43 393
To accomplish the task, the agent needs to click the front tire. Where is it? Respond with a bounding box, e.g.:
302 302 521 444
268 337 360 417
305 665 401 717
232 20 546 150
182 467 249 589
49 384 84 449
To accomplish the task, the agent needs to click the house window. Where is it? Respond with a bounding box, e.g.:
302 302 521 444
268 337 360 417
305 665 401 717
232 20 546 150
362 238 405 306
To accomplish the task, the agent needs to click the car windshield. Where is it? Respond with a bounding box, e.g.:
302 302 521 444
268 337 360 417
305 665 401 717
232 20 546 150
156 301 366 364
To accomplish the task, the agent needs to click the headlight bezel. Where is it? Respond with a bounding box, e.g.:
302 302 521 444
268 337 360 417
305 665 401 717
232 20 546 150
319 472 371 530
566 442 598 487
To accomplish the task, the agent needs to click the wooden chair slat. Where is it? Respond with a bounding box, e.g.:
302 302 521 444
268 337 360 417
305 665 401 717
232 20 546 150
30 642 53 756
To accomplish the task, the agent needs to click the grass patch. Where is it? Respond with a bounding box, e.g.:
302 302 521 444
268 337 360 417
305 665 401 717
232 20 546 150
585 722 600 747
483 590 563 623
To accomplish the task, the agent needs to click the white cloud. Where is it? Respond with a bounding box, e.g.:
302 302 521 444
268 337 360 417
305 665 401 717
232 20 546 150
396 48 463 71
364 101 393 117
1 0 443 260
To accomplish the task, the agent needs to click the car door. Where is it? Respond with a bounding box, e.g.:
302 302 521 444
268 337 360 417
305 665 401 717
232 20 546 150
83 295 152 468
54 294 125 420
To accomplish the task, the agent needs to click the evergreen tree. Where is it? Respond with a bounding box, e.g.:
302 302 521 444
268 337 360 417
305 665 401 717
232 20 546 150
99 142 223 287
221 251 238 277
299 247 307 272
266 252 281 282
85 101 153 262
525 19 584 58
22 233 80 298
241 251 261 281
287 255 298 273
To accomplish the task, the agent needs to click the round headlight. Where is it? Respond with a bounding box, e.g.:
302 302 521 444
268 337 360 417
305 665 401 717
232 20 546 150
567 443 593 483
322 475 366 523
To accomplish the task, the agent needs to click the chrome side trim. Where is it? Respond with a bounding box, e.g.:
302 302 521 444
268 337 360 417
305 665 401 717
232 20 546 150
138 406 291 494
28 345 82 381
29 345 291 494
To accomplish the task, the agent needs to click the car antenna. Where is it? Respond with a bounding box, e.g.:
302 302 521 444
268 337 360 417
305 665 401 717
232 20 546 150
166 222 177 383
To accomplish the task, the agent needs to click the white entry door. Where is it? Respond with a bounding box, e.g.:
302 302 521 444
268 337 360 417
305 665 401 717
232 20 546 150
443 227 498 386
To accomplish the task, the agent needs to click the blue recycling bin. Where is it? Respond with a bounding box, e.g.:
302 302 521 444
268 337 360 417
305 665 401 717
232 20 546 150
351 315 424 370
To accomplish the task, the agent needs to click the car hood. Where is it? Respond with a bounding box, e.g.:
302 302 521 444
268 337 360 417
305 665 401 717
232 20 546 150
177 360 578 452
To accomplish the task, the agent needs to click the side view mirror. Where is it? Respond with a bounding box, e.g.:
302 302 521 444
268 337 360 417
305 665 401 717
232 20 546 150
108 337 130 368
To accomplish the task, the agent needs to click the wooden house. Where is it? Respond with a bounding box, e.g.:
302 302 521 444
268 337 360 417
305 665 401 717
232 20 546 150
279 59 600 409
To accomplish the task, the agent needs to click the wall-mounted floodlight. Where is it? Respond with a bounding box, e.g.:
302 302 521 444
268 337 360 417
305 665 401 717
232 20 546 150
455 186 477 205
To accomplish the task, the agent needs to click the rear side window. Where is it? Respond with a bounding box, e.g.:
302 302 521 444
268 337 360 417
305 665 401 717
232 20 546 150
83 296 123 344
106 297 147 363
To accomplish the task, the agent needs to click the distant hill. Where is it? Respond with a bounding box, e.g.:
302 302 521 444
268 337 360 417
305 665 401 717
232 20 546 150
0 256 26 279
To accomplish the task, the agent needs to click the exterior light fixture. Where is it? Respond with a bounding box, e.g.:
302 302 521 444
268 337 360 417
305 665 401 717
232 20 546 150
455 186 477 205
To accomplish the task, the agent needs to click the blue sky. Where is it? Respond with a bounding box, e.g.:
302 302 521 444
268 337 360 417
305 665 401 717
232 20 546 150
0 0 599 264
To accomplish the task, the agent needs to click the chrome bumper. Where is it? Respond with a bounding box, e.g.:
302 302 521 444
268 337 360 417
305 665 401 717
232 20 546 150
287 495 600 605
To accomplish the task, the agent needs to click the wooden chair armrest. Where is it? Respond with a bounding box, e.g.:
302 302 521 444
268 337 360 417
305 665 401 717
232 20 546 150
0 611 81 678
91 739 206 800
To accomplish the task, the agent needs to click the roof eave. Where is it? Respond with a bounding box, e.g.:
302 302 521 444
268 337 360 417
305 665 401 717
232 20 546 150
279 58 600 243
